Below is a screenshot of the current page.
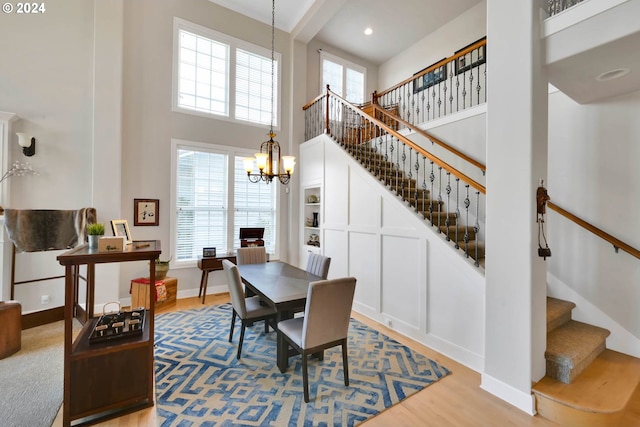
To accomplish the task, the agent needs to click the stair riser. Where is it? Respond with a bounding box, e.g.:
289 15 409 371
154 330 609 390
548 311 572 334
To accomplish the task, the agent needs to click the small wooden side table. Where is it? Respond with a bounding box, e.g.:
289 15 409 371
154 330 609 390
197 253 236 304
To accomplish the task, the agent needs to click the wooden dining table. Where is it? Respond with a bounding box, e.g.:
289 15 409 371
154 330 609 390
236 261 323 372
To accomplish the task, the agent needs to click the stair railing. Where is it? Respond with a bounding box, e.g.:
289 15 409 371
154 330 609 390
547 201 640 260
303 87 486 266
375 37 486 127
547 0 585 17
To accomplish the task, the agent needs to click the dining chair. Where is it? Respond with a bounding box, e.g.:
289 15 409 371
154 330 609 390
305 253 331 279
236 246 267 265
222 259 277 359
277 276 357 402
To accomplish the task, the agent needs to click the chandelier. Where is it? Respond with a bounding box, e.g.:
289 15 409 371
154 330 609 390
244 0 295 185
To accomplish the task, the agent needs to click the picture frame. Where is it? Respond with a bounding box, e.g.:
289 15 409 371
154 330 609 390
203 247 216 258
134 198 159 226
454 37 486 75
111 219 132 244
413 59 447 94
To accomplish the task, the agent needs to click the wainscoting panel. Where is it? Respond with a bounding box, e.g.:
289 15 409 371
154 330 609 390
323 140 349 228
381 234 424 331
323 228 348 278
349 230 381 313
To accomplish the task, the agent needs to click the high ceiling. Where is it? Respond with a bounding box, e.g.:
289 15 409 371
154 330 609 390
207 0 483 65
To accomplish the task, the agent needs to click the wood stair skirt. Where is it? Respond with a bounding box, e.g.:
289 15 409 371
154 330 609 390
533 297 640 427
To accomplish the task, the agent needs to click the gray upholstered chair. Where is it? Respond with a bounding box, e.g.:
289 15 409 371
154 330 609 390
222 259 276 359
236 246 267 265
305 253 331 279
277 276 357 402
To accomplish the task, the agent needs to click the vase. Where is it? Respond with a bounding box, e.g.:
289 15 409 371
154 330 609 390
88 235 102 250
312 212 319 228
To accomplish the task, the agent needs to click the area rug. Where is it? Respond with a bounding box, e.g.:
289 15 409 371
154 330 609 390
0 320 65 427
154 303 450 426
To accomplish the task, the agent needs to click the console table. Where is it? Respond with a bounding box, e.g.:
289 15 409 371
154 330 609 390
197 253 236 303
57 240 161 427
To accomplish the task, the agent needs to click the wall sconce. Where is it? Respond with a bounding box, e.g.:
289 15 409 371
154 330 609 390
16 132 36 157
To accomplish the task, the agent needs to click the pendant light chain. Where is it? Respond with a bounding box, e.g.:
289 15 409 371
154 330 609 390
270 0 275 136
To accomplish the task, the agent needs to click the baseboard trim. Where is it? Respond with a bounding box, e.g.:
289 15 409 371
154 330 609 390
22 306 64 329
481 373 536 415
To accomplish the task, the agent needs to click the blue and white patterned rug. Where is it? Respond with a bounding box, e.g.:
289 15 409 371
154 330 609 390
154 304 450 426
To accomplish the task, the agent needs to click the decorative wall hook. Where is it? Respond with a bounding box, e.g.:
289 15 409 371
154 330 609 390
16 132 36 156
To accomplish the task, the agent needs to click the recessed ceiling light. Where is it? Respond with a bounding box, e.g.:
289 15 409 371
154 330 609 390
596 68 630 82
364 27 373 36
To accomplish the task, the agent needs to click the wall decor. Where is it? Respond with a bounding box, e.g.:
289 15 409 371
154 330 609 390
454 37 486 75
134 198 159 226
111 219 132 244
413 59 447 94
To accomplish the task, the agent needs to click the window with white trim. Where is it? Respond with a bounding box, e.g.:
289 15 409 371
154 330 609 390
172 140 277 264
173 17 280 127
321 51 366 104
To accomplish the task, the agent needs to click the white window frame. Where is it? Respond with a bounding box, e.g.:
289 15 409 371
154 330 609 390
172 17 282 130
170 138 279 269
320 51 367 104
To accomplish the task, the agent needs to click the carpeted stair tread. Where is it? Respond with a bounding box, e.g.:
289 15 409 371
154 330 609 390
534 349 640 414
547 297 576 333
546 320 610 384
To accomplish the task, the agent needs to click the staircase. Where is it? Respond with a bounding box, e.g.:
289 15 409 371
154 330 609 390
339 140 485 266
533 297 640 427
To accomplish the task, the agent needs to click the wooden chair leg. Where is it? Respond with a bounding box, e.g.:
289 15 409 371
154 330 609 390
342 339 349 386
302 352 309 403
264 319 269 334
237 321 246 360
229 310 236 342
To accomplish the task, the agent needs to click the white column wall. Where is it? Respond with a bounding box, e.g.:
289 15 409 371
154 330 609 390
482 0 548 414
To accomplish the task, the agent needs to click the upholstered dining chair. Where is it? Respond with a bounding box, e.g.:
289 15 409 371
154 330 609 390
277 276 357 402
236 246 267 265
222 259 277 359
305 253 331 279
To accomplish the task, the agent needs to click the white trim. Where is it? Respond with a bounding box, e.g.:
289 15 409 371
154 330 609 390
480 373 537 415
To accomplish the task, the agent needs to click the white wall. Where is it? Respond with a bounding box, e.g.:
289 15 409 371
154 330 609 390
378 1 487 91
302 135 485 371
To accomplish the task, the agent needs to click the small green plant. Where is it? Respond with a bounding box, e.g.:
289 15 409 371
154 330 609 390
87 223 105 236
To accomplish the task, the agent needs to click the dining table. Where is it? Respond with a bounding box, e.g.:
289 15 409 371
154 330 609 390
236 261 323 372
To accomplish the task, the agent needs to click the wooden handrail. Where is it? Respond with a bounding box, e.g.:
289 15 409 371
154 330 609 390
302 91 326 111
327 89 486 195
371 104 486 173
547 201 640 260
377 38 486 99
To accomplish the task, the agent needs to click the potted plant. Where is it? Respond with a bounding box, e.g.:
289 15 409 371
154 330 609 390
86 223 105 249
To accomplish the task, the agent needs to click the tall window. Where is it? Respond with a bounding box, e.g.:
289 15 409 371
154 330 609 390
172 140 276 265
173 18 281 127
321 51 366 104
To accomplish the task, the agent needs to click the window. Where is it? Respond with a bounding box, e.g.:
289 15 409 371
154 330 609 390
172 140 277 265
173 18 281 127
321 51 366 104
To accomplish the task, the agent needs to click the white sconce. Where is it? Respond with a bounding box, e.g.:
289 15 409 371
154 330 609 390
16 132 36 157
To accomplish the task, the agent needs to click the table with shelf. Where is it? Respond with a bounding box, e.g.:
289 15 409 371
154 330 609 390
57 240 161 427
197 253 237 304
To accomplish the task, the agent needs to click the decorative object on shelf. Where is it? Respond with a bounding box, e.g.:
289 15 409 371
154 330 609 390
88 302 145 344
243 0 295 185
134 198 159 226
307 233 320 247
16 132 36 157
307 194 318 204
203 247 216 258
110 219 132 244
312 212 319 227
86 223 105 250
98 236 125 252
305 217 313 226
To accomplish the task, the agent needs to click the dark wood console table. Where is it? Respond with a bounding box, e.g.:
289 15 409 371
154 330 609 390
57 240 161 427
197 253 236 303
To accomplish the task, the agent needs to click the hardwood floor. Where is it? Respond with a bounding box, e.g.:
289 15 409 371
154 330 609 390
53 294 562 427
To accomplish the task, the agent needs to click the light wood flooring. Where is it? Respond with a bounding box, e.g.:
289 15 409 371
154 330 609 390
54 294 564 427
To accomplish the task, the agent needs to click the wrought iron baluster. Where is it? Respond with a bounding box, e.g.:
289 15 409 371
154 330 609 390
463 185 470 258
445 172 451 241
413 151 420 212
474 191 480 267
455 178 460 249
422 156 427 218
455 74 460 112
442 77 448 116
401 144 407 201
429 162 435 224
437 166 443 230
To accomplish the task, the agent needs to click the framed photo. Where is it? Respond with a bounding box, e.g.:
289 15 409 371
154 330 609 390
111 219 132 244
134 198 159 226
203 247 216 258
454 37 486 75
413 59 447 94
